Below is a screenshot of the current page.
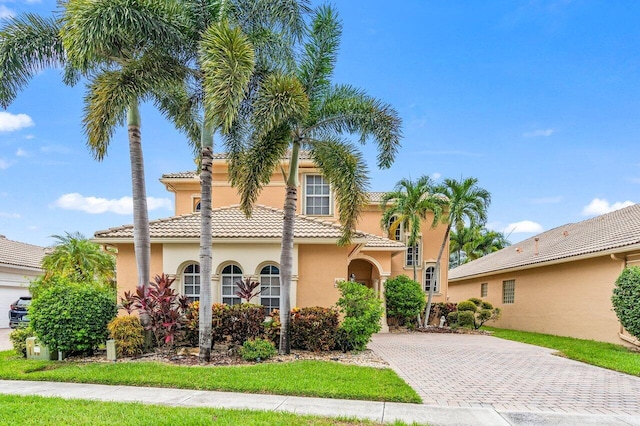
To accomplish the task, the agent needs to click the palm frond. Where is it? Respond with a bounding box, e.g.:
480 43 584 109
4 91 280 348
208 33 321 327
297 5 341 105
199 21 255 133
252 72 309 139
310 84 402 169
0 13 65 107
310 138 370 246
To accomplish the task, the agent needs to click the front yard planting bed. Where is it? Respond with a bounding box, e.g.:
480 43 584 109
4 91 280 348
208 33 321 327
0 351 421 403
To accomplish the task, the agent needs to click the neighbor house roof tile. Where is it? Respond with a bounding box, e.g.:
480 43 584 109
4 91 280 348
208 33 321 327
0 235 45 270
449 203 640 280
94 205 403 249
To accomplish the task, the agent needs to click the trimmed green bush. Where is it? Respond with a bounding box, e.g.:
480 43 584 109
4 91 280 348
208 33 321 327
612 266 640 339
30 278 117 354
457 311 475 328
335 281 383 352
291 307 339 352
107 316 145 357
456 300 478 312
9 326 35 357
384 275 425 325
240 338 276 361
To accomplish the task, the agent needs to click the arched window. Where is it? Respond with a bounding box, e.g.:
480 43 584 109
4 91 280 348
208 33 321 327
221 264 242 305
259 265 280 315
388 215 402 241
424 263 438 293
194 201 201 212
183 263 200 302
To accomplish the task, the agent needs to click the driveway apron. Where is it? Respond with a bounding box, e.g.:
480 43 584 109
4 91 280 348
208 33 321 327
369 332 640 416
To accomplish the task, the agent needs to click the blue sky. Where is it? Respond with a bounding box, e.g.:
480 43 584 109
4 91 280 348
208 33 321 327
1 0 638 247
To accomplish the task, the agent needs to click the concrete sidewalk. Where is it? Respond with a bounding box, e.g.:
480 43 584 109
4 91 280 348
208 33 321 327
0 379 638 425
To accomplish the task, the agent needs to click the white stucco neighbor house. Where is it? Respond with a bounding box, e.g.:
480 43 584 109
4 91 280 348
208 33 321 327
0 235 45 328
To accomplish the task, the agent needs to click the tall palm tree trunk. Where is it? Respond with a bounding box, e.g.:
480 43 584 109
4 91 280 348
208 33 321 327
199 124 214 362
127 102 151 330
425 223 451 327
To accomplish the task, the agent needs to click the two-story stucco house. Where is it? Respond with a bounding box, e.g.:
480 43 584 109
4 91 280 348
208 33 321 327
94 153 450 329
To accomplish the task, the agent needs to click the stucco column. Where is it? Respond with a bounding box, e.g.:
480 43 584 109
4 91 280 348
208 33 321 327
378 275 389 333
291 275 298 308
211 274 220 304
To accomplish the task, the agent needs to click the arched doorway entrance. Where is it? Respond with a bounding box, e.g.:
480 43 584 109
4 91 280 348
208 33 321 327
347 256 389 332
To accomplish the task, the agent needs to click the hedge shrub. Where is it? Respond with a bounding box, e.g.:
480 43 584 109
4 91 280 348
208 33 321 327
240 338 277 361
291 307 339 352
217 304 266 345
612 266 640 339
107 316 145 357
384 275 425 325
9 326 35 357
30 279 116 354
335 281 383 352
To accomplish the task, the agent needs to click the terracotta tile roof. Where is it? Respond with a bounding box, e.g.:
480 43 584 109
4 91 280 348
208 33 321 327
449 203 640 281
367 192 387 203
161 171 197 179
0 235 45 270
94 205 403 249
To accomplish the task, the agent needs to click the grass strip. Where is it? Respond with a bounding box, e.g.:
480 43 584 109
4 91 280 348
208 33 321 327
0 351 420 403
0 394 423 425
485 327 640 376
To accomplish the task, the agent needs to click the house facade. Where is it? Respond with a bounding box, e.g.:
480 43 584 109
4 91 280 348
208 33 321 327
94 153 450 328
448 204 640 346
0 235 44 328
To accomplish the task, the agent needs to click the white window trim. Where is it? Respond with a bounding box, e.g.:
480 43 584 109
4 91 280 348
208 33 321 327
259 264 280 314
221 264 243 305
183 263 200 302
404 238 422 268
303 174 333 216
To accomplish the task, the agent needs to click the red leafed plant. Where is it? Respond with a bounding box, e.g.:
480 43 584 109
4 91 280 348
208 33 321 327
235 276 261 303
121 273 189 349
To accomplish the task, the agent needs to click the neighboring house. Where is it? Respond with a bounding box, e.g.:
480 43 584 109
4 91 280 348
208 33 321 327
448 204 640 346
0 235 45 328
94 153 450 329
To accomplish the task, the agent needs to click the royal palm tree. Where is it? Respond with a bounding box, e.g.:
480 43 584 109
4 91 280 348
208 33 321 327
380 176 444 282
0 0 189 305
425 177 490 326
226 5 402 354
462 227 510 262
155 0 308 362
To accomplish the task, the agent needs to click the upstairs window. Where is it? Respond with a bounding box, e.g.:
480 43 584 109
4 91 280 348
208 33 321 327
221 265 242 305
305 175 331 215
406 241 420 267
388 215 402 241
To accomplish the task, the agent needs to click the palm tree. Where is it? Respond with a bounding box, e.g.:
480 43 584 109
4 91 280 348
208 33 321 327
42 232 115 284
0 0 188 305
462 227 510 262
380 176 444 282
425 177 490 326
155 0 308 362
227 5 402 354
449 226 477 268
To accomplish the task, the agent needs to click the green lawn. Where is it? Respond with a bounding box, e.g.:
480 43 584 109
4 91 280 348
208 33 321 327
0 351 421 403
0 394 422 425
485 327 640 376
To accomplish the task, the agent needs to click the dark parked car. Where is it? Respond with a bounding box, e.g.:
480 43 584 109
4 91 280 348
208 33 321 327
9 296 31 328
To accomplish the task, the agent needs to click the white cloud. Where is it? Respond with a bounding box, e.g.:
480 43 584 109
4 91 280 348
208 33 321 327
53 193 172 215
0 212 20 219
523 128 554 138
0 5 14 19
0 158 13 169
15 148 28 157
503 220 544 234
0 111 34 132
24 134 35 140
530 195 563 204
581 198 635 216
431 172 441 180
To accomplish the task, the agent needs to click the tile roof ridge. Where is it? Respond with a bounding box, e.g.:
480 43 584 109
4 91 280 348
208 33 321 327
0 235 45 250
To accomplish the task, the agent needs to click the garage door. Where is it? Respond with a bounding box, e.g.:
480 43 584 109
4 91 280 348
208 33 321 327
0 286 30 329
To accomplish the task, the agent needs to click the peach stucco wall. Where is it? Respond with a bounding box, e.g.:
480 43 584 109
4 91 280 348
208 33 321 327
297 244 350 308
115 243 164 296
448 255 628 344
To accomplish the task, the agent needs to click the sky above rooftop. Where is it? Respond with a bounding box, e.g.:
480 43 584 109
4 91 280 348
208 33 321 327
0 0 638 247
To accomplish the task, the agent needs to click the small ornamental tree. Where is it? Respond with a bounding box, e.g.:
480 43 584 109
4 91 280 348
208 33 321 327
384 275 425 326
447 298 501 330
30 278 116 354
335 281 383 352
612 266 640 339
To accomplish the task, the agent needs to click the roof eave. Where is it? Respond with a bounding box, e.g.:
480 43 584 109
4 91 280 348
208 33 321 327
449 242 640 282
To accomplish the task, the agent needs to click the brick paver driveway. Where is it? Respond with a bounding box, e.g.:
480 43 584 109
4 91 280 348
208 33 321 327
369 333 640 416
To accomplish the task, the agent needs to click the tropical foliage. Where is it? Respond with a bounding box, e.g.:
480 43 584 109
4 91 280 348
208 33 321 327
611 266 640 339
225 5 401 353
449 225 510 268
